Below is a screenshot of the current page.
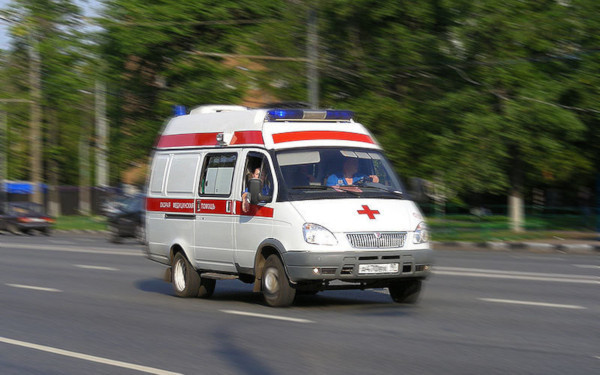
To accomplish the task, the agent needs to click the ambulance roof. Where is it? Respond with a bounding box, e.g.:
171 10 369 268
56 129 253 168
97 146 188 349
156 105 381 151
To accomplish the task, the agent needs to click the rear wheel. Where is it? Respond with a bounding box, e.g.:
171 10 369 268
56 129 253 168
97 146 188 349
261 254 296 307
7 223 20 235
388 279 422 304
108 224 122 244
172 252 200 298
197 278 216 298
135 224 146 244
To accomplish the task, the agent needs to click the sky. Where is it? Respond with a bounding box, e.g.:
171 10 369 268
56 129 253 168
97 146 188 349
0 0 101 50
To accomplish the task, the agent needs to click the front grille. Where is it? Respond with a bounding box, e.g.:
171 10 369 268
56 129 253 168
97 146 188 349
346 232 406 249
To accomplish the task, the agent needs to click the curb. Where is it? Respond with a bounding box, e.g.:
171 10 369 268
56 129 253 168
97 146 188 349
432 241 600 255
54 229 108 235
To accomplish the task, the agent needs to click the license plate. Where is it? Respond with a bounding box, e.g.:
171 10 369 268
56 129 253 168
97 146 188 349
358 263 399 275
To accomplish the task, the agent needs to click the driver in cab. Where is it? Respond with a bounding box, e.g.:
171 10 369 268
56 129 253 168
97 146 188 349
326 157 379 186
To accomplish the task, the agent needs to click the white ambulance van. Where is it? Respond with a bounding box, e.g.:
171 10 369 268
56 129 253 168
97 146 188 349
145 105 433 307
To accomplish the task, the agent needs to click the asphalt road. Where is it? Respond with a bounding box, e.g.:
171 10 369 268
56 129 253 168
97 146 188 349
1 233 599 375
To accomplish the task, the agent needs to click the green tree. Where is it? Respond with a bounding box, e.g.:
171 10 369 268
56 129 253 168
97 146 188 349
99 0 278 184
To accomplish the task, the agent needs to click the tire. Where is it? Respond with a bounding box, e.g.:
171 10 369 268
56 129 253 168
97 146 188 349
172 252 200 298
108 224 122 244
197 278 216 298
388 279 422 304
7 223 20 235
135 224 146 244
261 254 296 307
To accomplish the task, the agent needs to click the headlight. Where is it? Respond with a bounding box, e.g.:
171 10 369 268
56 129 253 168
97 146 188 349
413 222 429 244
302 223 338 246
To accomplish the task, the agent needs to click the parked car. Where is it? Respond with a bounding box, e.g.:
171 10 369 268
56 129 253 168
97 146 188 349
0 202 54 235
106 194 145 244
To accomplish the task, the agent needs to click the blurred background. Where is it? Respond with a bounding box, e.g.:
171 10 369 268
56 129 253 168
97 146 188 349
1 0 599 240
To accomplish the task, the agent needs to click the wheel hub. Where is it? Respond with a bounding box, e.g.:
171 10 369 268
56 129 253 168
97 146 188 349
173 260 186 292
264 268 279 294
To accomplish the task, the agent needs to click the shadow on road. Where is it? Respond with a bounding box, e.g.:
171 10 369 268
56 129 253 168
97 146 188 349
135 278 173 296
134 278 421 315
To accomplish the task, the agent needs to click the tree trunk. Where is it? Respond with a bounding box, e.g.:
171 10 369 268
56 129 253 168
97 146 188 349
509 190 524 233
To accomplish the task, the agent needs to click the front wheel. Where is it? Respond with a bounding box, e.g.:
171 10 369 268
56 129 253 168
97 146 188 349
261 255 296 307
388 279 422 304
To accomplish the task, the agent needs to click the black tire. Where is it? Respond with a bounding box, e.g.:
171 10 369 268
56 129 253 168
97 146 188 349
261 254 296 307
197 278 216 298
172 252 200 298
7 223 20 235
135 224 146 244
388 279 422 304
41 227 52 236
108 224 122 244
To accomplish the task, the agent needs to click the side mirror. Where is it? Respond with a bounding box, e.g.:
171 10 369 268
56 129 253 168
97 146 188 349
248 178 261 205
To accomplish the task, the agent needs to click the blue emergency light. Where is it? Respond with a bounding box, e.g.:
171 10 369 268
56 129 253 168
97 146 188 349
266 109 354 121
173 105 187 116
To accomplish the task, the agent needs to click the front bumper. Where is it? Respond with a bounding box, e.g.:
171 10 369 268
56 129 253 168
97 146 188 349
281 248 434 283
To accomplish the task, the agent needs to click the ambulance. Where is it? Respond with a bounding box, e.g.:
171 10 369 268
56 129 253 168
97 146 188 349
145 105 433 307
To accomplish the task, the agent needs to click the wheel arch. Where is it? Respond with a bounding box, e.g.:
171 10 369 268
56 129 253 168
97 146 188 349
252 238 291 292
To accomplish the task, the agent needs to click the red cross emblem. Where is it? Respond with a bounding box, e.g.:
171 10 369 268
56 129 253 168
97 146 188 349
357 205 380 219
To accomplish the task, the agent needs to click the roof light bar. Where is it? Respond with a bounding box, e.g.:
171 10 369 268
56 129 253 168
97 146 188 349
173 105 187 117
266 109 354 121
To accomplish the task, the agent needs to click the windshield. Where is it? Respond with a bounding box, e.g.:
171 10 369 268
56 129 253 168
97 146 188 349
275 148 404 201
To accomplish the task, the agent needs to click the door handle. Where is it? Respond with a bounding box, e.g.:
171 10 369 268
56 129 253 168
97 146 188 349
226 200 231 213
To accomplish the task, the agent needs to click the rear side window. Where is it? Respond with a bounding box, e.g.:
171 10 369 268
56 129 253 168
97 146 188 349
149 155 169 194
199 153 237 196
166 154 201 194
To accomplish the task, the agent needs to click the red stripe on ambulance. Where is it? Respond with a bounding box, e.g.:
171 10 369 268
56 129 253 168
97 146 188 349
146 198 195 213
235 201 274 218
230 131 264 145
272 130 375 144
157 131 264 148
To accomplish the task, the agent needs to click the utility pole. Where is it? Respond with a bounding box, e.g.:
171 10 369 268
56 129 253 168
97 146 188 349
28 35 43 205
47 109 60 217
0 107 6 205
95 80 108 187
79 114 91 215
307 6 319 109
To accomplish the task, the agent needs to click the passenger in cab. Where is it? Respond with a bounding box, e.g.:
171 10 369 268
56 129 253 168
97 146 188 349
242 167 272 212
326 157 379 186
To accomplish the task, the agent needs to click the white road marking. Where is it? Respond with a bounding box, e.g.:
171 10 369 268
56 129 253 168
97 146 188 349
434 267 600 285
221 309 314 323
0 336 182 375
6 284 62 293
572 264 600 269
479 298 586 310
75 265 119 271
0 242 142 256
48 240 76 245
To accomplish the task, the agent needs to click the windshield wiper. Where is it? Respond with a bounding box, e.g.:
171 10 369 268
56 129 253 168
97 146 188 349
290 185 361 196
290 185 331 190
347 183 403 197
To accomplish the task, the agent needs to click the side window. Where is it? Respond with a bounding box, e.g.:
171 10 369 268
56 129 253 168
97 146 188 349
149 155 169 194
242 152 273 203
166 154 200 194
199 153 237 196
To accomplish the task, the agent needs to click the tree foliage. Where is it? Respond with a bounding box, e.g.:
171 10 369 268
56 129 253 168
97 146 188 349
0 0 598 209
